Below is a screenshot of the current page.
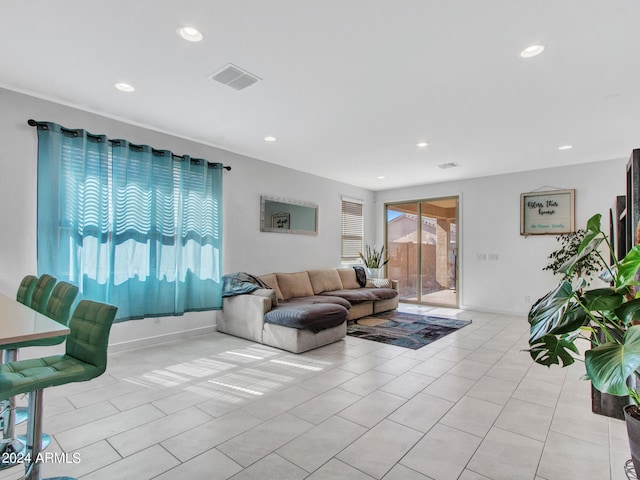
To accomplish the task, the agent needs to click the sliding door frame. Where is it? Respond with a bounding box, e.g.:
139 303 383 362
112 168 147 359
384 195 460 307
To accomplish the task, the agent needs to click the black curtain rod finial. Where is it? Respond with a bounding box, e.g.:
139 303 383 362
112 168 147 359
223 165 231 171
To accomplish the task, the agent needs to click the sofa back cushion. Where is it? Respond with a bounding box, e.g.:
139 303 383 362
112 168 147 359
259 273 284 302
337 268 361 289
276 272 315 300
308 269 344 295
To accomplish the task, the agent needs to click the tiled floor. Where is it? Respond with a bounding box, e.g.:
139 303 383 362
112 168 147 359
0 304 631 480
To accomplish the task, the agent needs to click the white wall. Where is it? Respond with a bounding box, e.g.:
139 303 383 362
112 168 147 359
0 88 374 349
375 159 626 315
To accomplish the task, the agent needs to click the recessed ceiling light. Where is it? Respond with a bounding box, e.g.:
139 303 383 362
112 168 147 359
519 44 545 58
377 176 386 180
416 142 429 148
114 82 135 92
558 145 573 150
178 26 203 42
264 136 277 142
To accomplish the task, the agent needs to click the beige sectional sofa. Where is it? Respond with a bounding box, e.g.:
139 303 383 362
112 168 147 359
218 268 399 353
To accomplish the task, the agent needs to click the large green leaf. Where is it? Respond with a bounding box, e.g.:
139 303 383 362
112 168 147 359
581 288 625 312
558 236 604 276
550 302 589 335
584 214 602 236
528 334 579 367
528 281 576 342
585 325 640 396
616 298 640 326
617 245 640 288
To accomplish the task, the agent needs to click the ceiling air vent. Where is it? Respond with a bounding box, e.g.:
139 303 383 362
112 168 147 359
210 64 260 91
437 162 459 169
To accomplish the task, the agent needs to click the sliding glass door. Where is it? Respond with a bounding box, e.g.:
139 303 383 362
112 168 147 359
386 197 458 307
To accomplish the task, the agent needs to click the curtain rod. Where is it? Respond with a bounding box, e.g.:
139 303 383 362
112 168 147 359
27 119 231 171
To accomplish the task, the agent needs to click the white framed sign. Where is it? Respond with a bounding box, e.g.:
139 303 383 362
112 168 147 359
520 189 575 236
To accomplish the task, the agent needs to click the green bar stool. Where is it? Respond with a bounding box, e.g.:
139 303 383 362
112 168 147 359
1 280 78 469
16 275 38 307
29 275 56 316
0 300 117 480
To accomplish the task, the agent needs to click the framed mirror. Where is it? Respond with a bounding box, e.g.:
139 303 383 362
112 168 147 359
260 195 318 235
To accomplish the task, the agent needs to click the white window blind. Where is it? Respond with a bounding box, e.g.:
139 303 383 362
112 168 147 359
341 199 364 260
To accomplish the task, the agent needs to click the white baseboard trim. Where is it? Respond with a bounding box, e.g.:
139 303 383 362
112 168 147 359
108 325 218 353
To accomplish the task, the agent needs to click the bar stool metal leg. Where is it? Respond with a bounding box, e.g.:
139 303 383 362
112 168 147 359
24 390 75 480
0 350 50 471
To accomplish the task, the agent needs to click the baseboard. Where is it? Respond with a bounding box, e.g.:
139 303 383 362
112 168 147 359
108 325 218 353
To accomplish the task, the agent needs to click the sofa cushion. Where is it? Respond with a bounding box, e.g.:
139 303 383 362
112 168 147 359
276 272 315 300
264 303 348 333
321 287 398 304
259 274 284 302
287 295 352 310
337 268 361 290
308 269 344 294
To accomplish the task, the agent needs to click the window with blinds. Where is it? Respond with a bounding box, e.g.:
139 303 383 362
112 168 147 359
341 199 364 261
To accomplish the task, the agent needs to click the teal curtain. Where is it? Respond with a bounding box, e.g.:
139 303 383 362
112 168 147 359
35 122 223 321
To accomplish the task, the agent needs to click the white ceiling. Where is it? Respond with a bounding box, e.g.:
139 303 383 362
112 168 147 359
2 1 639 190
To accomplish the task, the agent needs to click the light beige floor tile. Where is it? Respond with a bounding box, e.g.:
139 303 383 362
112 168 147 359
241 385 317 420
153 448 243 480
228 453 308 480
422 373 476 402
466 376 518 405
305 458 376 480
440 395 503 437
338 420 423 479
278 416 366 472
379 371 436 399
388 393 454 433
537 430 610 480
54 403 165 452
494 397 554 441
66 380 144 408
382 464 435 479
288 388 362 425
550 398 609 445
161 410 262 462
485 361 531 382
458 470 492 480
80 444 179 480
467 427 543 480
40 439 120 478
337 369 396 396
218 413 314 467
44 400 119 434
338 390 406 428
447 359 492 381
511 377 563 408
297 368 358 393
401 423 482 480
374 356 422 376
108 406 212 457
433 347 474 362
464 347 505 365
410 357 457 378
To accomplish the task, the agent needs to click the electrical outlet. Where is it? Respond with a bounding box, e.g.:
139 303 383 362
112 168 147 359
524 295 531 303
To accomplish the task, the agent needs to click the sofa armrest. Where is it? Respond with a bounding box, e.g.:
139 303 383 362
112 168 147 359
219 294 272 342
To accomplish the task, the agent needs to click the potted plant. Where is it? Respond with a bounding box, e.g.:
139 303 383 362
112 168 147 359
542 228 623 417
527 213 640 472
359 244 389 279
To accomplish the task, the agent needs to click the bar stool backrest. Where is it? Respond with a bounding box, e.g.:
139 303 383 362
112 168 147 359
45 281 79 327
30 274 56 314
16 275 38 307
66 300 117 374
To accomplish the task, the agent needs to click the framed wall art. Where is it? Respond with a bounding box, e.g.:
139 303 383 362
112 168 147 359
520 189 575 236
